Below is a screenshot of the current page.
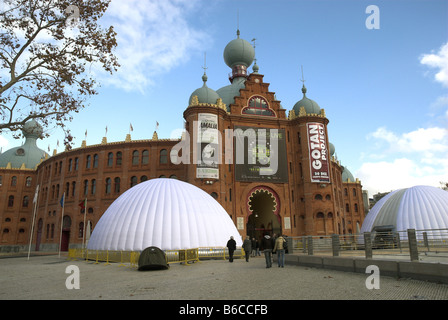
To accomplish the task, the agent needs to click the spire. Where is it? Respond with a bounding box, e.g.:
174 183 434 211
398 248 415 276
236 9 240 38
202 52 208 84
300 65 307 95
251 38 259 73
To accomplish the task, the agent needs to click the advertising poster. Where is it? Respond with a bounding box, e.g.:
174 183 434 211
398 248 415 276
306 122 330 183
196 113 219 179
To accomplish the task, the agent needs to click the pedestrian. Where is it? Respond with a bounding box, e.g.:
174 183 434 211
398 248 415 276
226 236 236 262
251 238 257 257
242 236 252 262
273 234 286 268
261 234 274 268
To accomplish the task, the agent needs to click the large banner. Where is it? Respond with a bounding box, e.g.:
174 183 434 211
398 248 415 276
196 113 219 179
306 122 330 183
234 126 288 183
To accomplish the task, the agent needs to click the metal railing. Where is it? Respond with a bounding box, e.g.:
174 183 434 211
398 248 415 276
289 228 448 262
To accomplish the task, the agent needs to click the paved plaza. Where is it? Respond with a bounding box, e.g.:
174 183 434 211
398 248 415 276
0 253 447 301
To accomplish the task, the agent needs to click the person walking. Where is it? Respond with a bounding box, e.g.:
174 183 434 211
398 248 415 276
242 236 252 262
273 234 286 268
261 234 274 268
226 236 236 262
251 238 257 257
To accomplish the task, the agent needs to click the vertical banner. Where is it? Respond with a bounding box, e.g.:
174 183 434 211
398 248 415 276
306 122 330 183
196 113 219 179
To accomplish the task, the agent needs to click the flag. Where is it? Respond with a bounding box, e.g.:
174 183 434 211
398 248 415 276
155 121 159 131
105 126 108 135
60 194 65 207
79 199 86 212
33 185 39 204
85 130 87 139
130 123 133 132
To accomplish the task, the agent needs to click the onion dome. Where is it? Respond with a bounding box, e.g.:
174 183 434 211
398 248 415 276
223 30 255 69
188 73 220 105
0 120 48 169
87 178 243 251
329 143 335 157
292 84 321 115
360 185 448 237
216 77 246 111
341 166 356 182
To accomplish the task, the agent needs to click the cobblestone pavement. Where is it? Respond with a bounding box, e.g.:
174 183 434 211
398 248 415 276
0 254 447 301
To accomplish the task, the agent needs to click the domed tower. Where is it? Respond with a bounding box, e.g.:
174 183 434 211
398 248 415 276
0 120 48 248
182 59 227 190
217 30 255 110
0 120 48 169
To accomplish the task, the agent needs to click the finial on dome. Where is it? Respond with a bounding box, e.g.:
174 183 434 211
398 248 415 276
300 65 307 95
202 52 208 84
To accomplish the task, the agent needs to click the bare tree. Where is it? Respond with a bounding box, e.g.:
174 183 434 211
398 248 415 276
0 0 119 149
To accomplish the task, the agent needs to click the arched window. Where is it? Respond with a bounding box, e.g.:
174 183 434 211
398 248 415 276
130 176 138 188
26 176 32 187
22 196 29 208
346 203 350 212
91 179 96 195
140 175 148 182
142 150 149 164
11 176 17 187
86 155 91 169
353 188 357 197
107 152 113 167
132 150 139 165
116 152 122 165
354 203 358 212
210 192 218 199
160 149 168 164
8 195 14 207
93 154 99 168
114 177 120 193
105 178 111 194
314 194 323 200
316 212 324 218
83 180 89 196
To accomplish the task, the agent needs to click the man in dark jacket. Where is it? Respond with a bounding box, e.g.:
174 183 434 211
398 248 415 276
226 236 237 262
261 234 275 268
242 236 252 262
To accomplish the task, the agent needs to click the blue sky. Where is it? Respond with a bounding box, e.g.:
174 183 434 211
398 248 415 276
1 0 447 197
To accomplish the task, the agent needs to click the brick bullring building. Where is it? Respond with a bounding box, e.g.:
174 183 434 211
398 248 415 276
0 30 366 252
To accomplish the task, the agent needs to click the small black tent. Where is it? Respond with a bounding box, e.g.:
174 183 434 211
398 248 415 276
138 247 169 271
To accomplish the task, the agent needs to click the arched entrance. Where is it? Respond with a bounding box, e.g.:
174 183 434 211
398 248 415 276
61 216 71 252
246 186 281 240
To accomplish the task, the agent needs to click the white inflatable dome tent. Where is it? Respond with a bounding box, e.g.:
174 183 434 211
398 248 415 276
360 185 448 239
87 178 242 251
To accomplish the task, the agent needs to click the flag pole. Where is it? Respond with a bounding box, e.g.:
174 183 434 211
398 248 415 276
82 198 87 250
58 192 65 258
27 185 39 260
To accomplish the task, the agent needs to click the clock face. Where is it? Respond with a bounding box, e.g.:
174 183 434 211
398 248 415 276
242 95 275 117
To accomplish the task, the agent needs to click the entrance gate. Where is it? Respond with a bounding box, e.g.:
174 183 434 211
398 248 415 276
246 186 281 240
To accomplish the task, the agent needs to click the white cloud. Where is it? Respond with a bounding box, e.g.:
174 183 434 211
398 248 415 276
368 126 448 154
356 158 446 196
359 126 448 196
420 42 448 87
96 0 210 93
